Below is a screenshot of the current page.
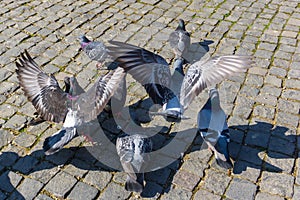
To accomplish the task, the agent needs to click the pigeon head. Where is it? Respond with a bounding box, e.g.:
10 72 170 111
64 77 82 96
64 77 71 93
78 35 91 49
177 19 186 31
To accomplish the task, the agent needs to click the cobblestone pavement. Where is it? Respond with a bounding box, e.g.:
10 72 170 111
0 0 300 199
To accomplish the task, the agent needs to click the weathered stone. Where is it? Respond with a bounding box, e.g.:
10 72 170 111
226 178 257 200
98 182 131 200
260 172 294 197
67 182 98 200
44 171 77 198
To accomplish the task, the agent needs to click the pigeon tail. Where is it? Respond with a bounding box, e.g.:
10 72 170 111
43 128 77 155
214 134 233 169
125 173 144 193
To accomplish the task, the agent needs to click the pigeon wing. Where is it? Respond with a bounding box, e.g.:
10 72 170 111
180 55 254 109
16 50 68 123
75 67 125 123
107 41 172 105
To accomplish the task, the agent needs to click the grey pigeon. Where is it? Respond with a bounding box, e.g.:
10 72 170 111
79 35 118 70
107 41 185 122
28 76 84 125
43 76 87 155
79 35 127 118
116 134 152 193
107 41 254 122
168 19 190 62
16 50 125 155
198 88 233 169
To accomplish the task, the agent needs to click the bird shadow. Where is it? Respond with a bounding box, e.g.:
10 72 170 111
184 40 214 65
188 121 296 176
1 116 295 199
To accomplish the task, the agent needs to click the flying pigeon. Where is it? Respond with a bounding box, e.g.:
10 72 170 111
198 88 233 169
28 76 85 126
16 50 125 155
79 35 118 70
107 41 185 122
79 35 127 119
168 19 190 62
107 41 254 122
116 134 152 193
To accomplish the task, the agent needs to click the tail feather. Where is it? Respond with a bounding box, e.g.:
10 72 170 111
125 173 144 193
214 136 233 169
43 128 77 155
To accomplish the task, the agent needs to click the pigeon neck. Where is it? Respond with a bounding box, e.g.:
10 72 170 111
173 58 184 76
81 41 91 49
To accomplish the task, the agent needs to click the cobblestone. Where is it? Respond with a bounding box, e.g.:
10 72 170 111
0 0 299 199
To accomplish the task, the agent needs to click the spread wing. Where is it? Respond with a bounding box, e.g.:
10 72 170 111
107 41 172 105
74 67 125 123
180 55 254 109
16 50 68 123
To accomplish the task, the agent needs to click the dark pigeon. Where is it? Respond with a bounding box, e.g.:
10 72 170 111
107 41 254 122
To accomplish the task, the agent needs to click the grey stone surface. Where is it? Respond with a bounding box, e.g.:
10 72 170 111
225 178 257 200
98 182 131 200
67 182 99 200
44 171 77 198
260 172 294 198
13 178 44 200
0 0 299 199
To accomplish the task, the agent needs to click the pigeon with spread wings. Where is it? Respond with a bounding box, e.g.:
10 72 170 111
79 35 127 120
16 50 125 154
107 41 184 122
107 41 254 121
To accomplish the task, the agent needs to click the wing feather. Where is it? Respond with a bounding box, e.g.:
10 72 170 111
16 50 68 122
180 55 254 109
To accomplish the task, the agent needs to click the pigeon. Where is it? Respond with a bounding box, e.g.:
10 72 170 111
198 88 233 169
16 50 125 155
28 76 85 126
79 35 127 118
116 134 152 193
168 19 190 62
79 35 118 70
107 41 254 122
107 41 185 122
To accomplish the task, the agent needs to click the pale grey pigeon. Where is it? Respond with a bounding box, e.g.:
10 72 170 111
79 35 118 70
168 19 190 62
116 134 152 193
198 88 233 169
16 50 125 155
